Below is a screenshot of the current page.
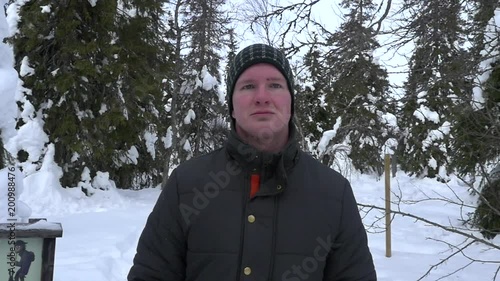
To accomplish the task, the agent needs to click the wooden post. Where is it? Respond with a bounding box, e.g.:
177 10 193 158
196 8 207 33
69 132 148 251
391 154 397 178
385 154 392 257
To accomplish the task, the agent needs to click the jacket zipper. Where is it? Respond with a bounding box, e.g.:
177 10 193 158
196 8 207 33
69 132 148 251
235 172 250 280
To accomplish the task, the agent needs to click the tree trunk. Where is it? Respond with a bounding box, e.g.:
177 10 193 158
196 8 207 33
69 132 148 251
162 0 184 188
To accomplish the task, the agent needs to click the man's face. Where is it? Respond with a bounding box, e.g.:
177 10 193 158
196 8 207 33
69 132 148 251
232 63 291 139
15 245 21 253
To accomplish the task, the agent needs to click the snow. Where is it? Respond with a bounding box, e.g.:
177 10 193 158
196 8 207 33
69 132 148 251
428 157 437 169
201 65 218 91
184 109 196 124
381 138 397 155
318 94 327 108
116 85 128 120
88 0 98 7
19 55 34 77
0 2 18 143
417 91 427 99
0 219 61 231
472 86 486 109
99 103 108 114
183 139 192 152
317 116 342 155
144 131 157 160
5 0 31 37
303 81 315 91
119 146 139 165
413 104 440 124
199 65 225 104
5 119 49 174
472 9 500 110
71 152 80 162
117 1 137 17
438 166 450 182
422 121 451 151
162 126 173 149
381 113 397 128
92 171 116 191
78 167 92 192
40 5 51 13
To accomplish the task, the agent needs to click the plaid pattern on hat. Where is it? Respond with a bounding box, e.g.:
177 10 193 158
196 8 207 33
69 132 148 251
226 44 295 125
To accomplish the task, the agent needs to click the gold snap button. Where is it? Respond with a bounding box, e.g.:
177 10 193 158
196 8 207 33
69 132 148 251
248 215 255 223
244 266 252 275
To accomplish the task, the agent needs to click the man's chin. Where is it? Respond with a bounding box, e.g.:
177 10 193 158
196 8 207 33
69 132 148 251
254 126 289 140
237 122 287 138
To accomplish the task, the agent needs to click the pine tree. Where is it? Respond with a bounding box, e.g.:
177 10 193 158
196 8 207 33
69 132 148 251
175 0 229 163
225 28 238 85
294 40 335 162
450 0 499 177
7 0 174 191
452 0 500 239
318 0 395 175
161 0 185 184
223 27 238 122
110 0 174 189
397 0 471 180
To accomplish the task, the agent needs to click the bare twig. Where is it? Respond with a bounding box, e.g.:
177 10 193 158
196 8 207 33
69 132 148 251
369 0 392 35
358 203 500 251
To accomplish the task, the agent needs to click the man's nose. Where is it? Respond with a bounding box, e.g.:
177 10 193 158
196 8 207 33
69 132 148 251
254 85 270 104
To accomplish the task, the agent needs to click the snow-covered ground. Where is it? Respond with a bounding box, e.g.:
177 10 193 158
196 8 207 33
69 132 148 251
3 170 499 281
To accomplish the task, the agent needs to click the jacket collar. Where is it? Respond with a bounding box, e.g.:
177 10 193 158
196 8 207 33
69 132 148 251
225 123 300 195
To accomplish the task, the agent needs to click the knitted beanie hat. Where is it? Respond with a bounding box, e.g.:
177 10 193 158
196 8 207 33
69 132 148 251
226 43 294 126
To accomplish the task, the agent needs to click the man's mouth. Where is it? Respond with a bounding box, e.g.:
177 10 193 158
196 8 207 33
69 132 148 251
252 111 274 115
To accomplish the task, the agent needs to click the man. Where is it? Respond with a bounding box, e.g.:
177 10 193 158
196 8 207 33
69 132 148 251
14 240 35 281
128 43 377 281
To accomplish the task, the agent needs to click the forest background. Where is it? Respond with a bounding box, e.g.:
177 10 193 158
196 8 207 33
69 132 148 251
0 0 499 280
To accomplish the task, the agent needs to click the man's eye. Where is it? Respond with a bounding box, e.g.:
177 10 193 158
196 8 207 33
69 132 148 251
241 84 254 90
270 83 283 89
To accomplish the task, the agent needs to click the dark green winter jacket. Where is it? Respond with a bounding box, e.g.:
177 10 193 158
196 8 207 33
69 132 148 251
128 128 377 281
